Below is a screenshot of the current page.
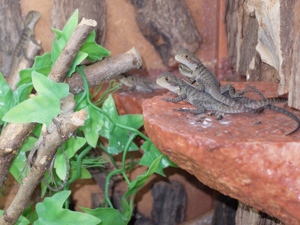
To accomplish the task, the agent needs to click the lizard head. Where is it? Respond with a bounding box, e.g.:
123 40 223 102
175 48 201 72
119 74 135 87
24 11 41 30
156 72 180 93
178 64 193 77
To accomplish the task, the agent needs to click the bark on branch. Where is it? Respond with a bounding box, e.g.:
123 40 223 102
66 47 143 94
0 95 87 225
49 18 97 82
0 18 97 190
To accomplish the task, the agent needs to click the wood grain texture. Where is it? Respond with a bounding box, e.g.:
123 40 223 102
225 0 300 109
0 1 23 77
236 202 282 225
131 0 201 67
51 0 106 45
225 0 259 79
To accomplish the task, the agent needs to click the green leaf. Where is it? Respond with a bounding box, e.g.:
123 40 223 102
3 72 69 126
76 98 104 148
51 36 67 63
0 73 14 124
61 9 78 41
66 51 88 77
35 190 101 225
99 95 144 154
18 52 53 86
54 137 86 180
0 210 30 225
3 95 59 126
69 163 92 179
32 71 69 99
80 30 110 62
14 83 34 104
140 141 177 176
120 198 132 222
124 155 163 198
80 207 127 225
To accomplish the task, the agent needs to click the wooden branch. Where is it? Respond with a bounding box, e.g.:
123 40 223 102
235 202 282 225
0 123 36 189
66 47 143 94
0 96 86 225
7 40 42 90
49 18 97 82
0 18 96 191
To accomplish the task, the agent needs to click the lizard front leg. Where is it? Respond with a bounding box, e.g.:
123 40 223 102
162 93 187 103
177 103 206 115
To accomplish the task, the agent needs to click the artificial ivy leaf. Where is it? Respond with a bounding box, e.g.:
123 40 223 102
3 72 69 126
124 155 163 198
120 197 132 222
76 98 104 148
0 72 14 124
14 83 34 104
54 136 86 180
140 141 177 176
81 207 127 225
107 131 139 155
2 95 59 126
107 114 143 154
99 95 144 154
32 72 69 99
69 163 92 179
51 10 78 63
60 9 78 41
80 30 111 62
18 52 52 86
66 51 88 77
35 191 101 225
51 35 67 63
51 28 63 39
0 210 30 225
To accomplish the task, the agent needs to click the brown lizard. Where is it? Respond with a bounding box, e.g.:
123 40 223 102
175 48 259 111
157 72 300 135
120 74 163 92
8 11 41 90
24 94 75 191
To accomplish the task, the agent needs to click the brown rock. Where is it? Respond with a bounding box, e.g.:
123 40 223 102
142 81 300 225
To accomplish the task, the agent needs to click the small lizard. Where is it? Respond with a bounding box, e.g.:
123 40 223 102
157 72 300 135
156 72 263 115
8 11 41 89
120 74 163 92
175 48 258 111
25 94 75 191
179 63 288 108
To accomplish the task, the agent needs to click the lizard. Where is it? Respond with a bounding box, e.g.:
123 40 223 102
8 11 41 90
119 74 163 92
178 63 288 108
175 48 263 111
156 72 264 115
24 94 74 191
156 72 300 135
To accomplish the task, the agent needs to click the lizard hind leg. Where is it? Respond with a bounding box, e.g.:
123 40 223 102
177 104 206 115
42 147 70 191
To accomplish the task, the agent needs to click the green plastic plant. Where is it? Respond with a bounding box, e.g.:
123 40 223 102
0 9 176 225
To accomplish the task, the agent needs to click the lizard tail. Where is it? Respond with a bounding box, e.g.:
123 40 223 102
265 104 300 135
